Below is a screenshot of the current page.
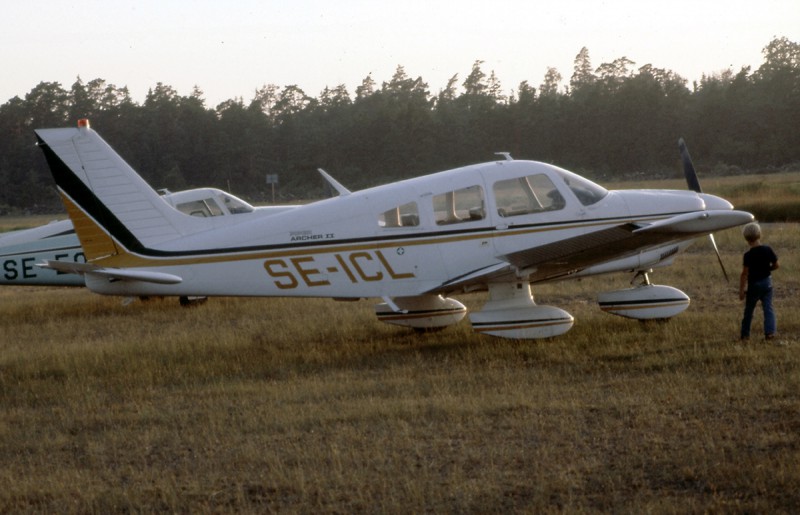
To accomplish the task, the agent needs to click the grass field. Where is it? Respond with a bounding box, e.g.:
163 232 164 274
1 183 799 512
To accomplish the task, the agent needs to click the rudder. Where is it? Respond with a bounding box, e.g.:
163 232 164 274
35 121 203 253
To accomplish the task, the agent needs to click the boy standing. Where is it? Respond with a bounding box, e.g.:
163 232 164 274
739 222 779 341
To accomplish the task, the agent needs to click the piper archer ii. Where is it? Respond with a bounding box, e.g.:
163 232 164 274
34 119 753 339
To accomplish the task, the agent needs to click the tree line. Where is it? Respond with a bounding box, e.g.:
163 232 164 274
1 37 798 213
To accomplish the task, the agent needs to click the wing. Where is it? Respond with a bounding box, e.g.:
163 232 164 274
434 210 753 291
508 210 752 281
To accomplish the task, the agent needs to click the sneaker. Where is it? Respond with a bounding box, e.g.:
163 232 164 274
765 334 776 341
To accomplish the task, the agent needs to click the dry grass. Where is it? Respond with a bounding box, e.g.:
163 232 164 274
1 223 798 513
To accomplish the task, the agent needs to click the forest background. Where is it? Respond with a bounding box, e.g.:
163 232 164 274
1 36 798 213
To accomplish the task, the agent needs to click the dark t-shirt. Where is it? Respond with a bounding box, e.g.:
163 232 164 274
743 245 778 284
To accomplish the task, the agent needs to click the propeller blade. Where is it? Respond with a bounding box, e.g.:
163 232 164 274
679 139 728 281
709 233 729 282
678 138 702 193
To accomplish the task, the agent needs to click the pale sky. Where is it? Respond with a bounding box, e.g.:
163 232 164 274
2 0 798 108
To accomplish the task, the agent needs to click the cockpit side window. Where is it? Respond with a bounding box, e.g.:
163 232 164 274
433 185 485 225
379 202 420 228
493 174 565 217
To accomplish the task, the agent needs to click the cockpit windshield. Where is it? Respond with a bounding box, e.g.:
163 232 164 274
553 169 608 206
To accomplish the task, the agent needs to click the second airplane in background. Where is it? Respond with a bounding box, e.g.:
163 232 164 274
1 185 296 304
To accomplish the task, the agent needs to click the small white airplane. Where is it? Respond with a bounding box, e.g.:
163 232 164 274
33 119 753 339
1 185 296 303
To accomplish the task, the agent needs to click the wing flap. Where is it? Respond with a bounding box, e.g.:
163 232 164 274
436 262 512 290
501 224 652 281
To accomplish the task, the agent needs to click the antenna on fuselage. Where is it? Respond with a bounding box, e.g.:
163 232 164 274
495 152 513 161
317 168 351 196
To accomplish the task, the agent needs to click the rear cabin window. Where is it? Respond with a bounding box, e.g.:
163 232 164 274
493 174 565 217
433 185 485 225
379 202 420 228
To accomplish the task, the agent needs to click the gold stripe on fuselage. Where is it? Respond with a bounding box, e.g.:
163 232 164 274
73 199 670 270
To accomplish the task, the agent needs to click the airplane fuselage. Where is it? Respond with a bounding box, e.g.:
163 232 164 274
79 160 728 299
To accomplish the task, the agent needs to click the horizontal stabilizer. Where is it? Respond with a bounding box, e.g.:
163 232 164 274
38 260 182 284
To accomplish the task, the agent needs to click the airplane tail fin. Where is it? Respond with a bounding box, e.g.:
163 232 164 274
35 120 203 260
